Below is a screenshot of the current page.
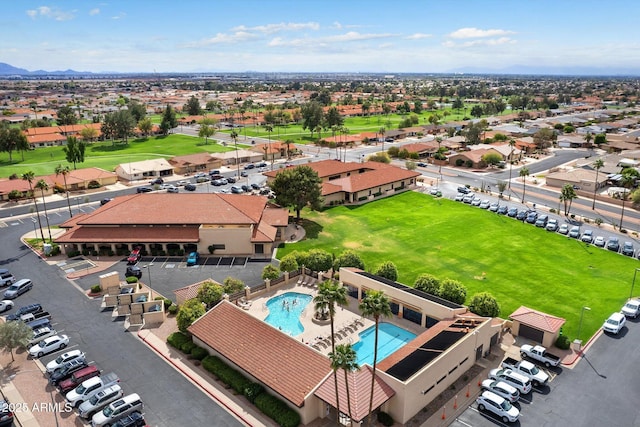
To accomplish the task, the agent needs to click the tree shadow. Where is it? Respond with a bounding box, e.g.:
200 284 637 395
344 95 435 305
299 219 323 240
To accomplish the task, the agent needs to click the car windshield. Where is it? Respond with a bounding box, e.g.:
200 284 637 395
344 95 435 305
103 405 114 417
607 318 619 325
500 400 513 411
529 365 539 374
89 393 102 405
76 384 87 394
7 285 17 291
54 355 65 364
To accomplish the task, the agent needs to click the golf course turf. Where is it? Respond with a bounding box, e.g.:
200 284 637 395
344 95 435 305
278 191 638 341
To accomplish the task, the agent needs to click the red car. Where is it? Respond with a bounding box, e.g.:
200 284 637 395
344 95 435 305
126 247 141 265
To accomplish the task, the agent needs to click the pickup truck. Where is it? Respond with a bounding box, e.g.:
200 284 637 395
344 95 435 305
65 372 119 407
20 311 51 323
520 344 561 368
501 357 549 387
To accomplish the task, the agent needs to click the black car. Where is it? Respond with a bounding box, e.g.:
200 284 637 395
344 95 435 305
507 207 518 218
49 359 89 386
457 186 470 194
226 176 236 183
606 237 620 252
100 198 113 206
515 210 528 221
6 303 42 321
243 163 255 170
417 162 427 167
241 184 251 192
184 183 197 191
0 400 14 427
251 183 260 190
111 411 146 427
136 187 153 193
149 177 163 185
125 266 142 279
256 162 267 168
622 241 635 257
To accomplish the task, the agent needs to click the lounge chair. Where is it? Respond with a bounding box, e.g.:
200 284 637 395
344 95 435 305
296 276 304 285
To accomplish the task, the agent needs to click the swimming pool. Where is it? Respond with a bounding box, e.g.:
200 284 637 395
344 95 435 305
353 322 416 366
264 292 313 336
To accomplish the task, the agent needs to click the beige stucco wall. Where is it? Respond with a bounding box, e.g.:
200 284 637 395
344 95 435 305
339 268 468 322
511 321 557 348
198 224 254 255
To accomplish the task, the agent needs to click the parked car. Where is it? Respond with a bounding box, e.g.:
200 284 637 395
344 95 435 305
0 399 14 427
457 186 470 194
126 247 142 265
602 312 626 334
208 169 221 176
27 326 58 348
211 179 223 186
471 197 482 206
100 198 112 206
231 185 244 194
226 176 236 184
49 359 89 386
417 162 427 167
507 207 518 218
558 223 569 235
454 193 465 202
607 237 620 252
622 241 635 257
125 266 142 279
58 365 101 394
6 303 42 321
165 185 179 193
243 163 255 170
545 218 559 231
476 390 520 423
0 269 15 287
177 180 190 186
195 176 209 183
621 299 640 318
515 210 528 221
91 393 143 427
251 183 261 190
184 183 197 191
78 384 124 419
149 177 163 185
488 368 532 394
534 214 548 227
256 162 267 168
29 334 69 358
481 379 520 403
3 279 32 299
488 202 500 212
478 199 490 209
593 236 606 247
525 211 538 224
186 252 199 266
497 205 509 215
46 350 85 374
240 171 249 177
569 226 581 238
66 372 120 407
519 344 561 368
0 300 14 313
501 357 549 387
110 411 146 427
462 194 475 204
136 187 153 193
241 184 251 192
580 230 594 243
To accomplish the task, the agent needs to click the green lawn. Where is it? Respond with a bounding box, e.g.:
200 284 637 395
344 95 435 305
0 134 240 177
278 191 636 341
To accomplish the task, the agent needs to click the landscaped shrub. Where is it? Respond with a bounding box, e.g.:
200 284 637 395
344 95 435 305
90 285 101 294
201 355 252 394
190 346 208 361
167 331 191 349
181 341 197 354
67 250 81 258
254 392 301 427
125 276 138 284
555 334 571 350
377 411 394 427
168 305 178 315
154 296 173 309
243 383 265 403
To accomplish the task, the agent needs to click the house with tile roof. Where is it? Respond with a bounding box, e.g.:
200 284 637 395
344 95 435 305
187 268 500 425
167 152 222 175
263 160 421 206
114 159 174 182
55 193 289 258
509 306 565 348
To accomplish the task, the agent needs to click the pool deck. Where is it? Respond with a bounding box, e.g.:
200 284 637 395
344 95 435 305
242 279 426 357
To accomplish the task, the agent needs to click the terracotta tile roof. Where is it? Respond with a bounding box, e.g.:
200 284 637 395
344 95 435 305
174 279 222 302
402 142 438 153
168 152 217 167
260 205 289 227
313 365 395 422
264 160 391 180
55 225 200 243
27 133 67 145
328 168 420 193
189 301 331 407
321 181 343 196
509 306 566 333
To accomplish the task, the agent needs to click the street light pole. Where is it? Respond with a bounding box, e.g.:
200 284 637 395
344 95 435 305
631 268 640 299
577 306 591 343
144 263 153 290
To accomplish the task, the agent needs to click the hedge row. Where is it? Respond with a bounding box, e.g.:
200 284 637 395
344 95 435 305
167 335 300 426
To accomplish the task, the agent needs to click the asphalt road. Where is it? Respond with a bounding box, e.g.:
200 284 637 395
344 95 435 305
450 318 640 427
0 219 243 427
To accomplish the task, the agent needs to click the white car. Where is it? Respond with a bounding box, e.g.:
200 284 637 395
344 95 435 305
91 393 143 427
46 349 85 374
78 384 124 419
28 334 69 358
176 180 190 186
476 390 520 423
479 199 491 209
602 312 626 334
165 185 179 193
28 326 58 348
622 299 640 318
0 300 14 313
481 379 520 403
593 235 606 247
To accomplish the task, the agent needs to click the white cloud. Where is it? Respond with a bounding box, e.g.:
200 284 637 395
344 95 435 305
26 6 75 21
183 31 258 48
89 8 100 16
266 31 394 50
406 33 432 40
111 12 126 20
448 27 515 39
231 22 320 34
443 37 516 48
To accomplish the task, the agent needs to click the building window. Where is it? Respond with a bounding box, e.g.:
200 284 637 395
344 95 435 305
211 244 225 250
255 244 264 254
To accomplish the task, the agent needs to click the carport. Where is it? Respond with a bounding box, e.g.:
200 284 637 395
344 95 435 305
509 306 565 348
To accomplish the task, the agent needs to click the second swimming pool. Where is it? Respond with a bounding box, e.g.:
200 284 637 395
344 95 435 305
353 322 417 366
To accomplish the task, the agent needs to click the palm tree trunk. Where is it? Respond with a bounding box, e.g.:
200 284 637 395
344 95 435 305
592 169 599 210
620 198 627 230
345 369 353 427
331 312 340 423
63 175 72 218
30 190 45 242
40 190 52 242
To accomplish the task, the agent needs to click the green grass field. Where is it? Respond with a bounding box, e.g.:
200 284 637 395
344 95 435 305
278 191 636 341
0 134 241 177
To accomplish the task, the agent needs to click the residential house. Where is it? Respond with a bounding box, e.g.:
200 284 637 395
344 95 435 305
168 153 222 175
115 159 174 182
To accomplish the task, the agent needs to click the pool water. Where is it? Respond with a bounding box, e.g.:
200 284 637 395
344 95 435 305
264 292 313 336
353 322 417 366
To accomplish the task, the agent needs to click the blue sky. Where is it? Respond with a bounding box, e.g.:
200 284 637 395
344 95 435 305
2 0 639 74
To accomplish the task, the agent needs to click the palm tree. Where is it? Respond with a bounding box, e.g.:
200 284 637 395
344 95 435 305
329 344 359 426
379 127 386 152
22 171 45 242
230 130 240 179
559 184 578 216
55 164 73 218
618 172 636 230
284 139 294 160
519 166 530 203
359 290 392 426
314 281 348 419
35 179 53 242
507 139 516 190
264 124 273 170
591 158 604 210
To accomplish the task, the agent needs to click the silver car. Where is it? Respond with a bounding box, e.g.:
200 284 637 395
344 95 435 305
78 384 123 419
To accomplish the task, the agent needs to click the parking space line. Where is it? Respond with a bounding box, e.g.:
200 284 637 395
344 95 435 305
454 418 473 427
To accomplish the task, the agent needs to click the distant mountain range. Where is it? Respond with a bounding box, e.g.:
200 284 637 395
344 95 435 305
1 61 638 77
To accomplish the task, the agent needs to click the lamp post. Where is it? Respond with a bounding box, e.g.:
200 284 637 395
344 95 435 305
577 306 591 343
144 263 153 290
631 268 640 299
